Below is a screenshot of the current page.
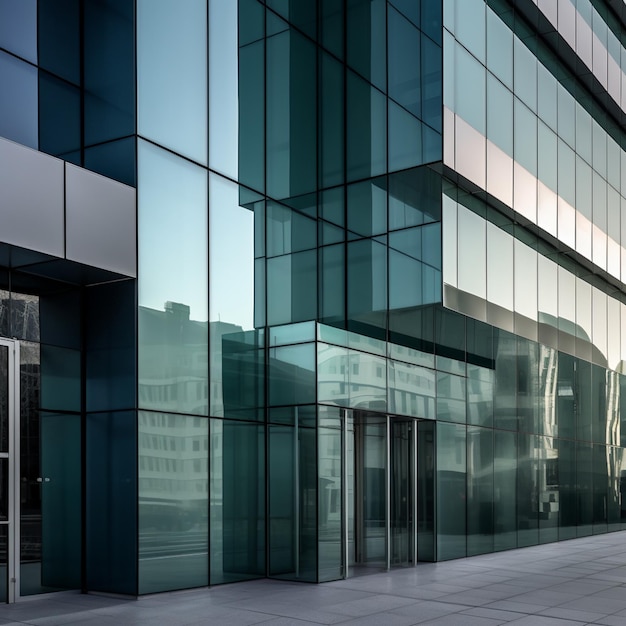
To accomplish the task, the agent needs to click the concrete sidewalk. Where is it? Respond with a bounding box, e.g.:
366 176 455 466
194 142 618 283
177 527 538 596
1 532 626 625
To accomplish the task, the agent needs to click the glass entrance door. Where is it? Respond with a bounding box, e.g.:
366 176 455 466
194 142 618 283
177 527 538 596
390 419 416 567
0 339 18 602
345 412 416 577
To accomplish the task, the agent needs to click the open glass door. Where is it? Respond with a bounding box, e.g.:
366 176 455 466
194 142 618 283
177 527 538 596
0 339 18 602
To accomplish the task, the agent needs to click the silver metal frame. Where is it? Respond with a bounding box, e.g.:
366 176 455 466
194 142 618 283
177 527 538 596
0 339 19 603
412 420 418 566
342 409 348 579
294 407 300 578
385 415 390 571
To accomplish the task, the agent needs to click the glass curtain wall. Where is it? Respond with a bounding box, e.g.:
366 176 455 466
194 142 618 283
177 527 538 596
137 0 265 592
432 310 626 560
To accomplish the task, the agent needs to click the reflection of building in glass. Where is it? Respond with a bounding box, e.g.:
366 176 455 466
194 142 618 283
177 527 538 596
4 0 626 601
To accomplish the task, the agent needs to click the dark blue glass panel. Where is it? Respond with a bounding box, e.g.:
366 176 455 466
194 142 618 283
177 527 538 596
0 51 37 149
40 289 81 350
0 0 37 62
86 280 136 412
37 0 80 84
38 70 81 158
84 138 136 187
84 0 135 146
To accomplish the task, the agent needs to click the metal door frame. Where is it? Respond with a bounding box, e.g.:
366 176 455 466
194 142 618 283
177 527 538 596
343 411 418 578
0 338 19 602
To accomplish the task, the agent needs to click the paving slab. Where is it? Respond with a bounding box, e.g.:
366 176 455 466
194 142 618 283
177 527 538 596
0 531 625 625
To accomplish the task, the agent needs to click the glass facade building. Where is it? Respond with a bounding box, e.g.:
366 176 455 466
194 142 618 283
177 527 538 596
1 0 626 600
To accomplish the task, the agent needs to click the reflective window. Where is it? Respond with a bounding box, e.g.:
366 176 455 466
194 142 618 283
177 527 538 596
346 71 387 181
458 206 486 299
266 28 316 200
209 0 238 179
347 0 386 90
486 223 513 312
454 0 485 62
347 239 387 338
467 368 493 428
487 74 512 154
514 241 537 323
318 343 349 407
320 53 344 187
347 179 387 237
388 7 421 118
388 101 424 172
514 38 536 112
137 0 207 164
138 412 208 593
269 344 315 406
436 422 466 560
138 141 208 416
454 42 485 134
467 426 493 555
0 0 37 62
388 360 435 419
210 418 265 584
348 350 387 411
436 372 466 423
0 51 37 149
318 407 342 580
486 8 512 88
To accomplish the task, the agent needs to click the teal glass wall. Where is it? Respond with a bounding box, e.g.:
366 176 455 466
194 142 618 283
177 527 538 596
268 411 317 582
137 140 208 417
210 419 265 584
239 0 444 338
86 411 137 594
138 412 208 593
318 406 342 582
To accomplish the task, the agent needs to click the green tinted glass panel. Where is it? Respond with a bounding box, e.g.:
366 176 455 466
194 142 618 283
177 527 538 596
138 412 208 593
138 141 208 416
210 419 265 584
467 426 493 555
436 422 466 560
